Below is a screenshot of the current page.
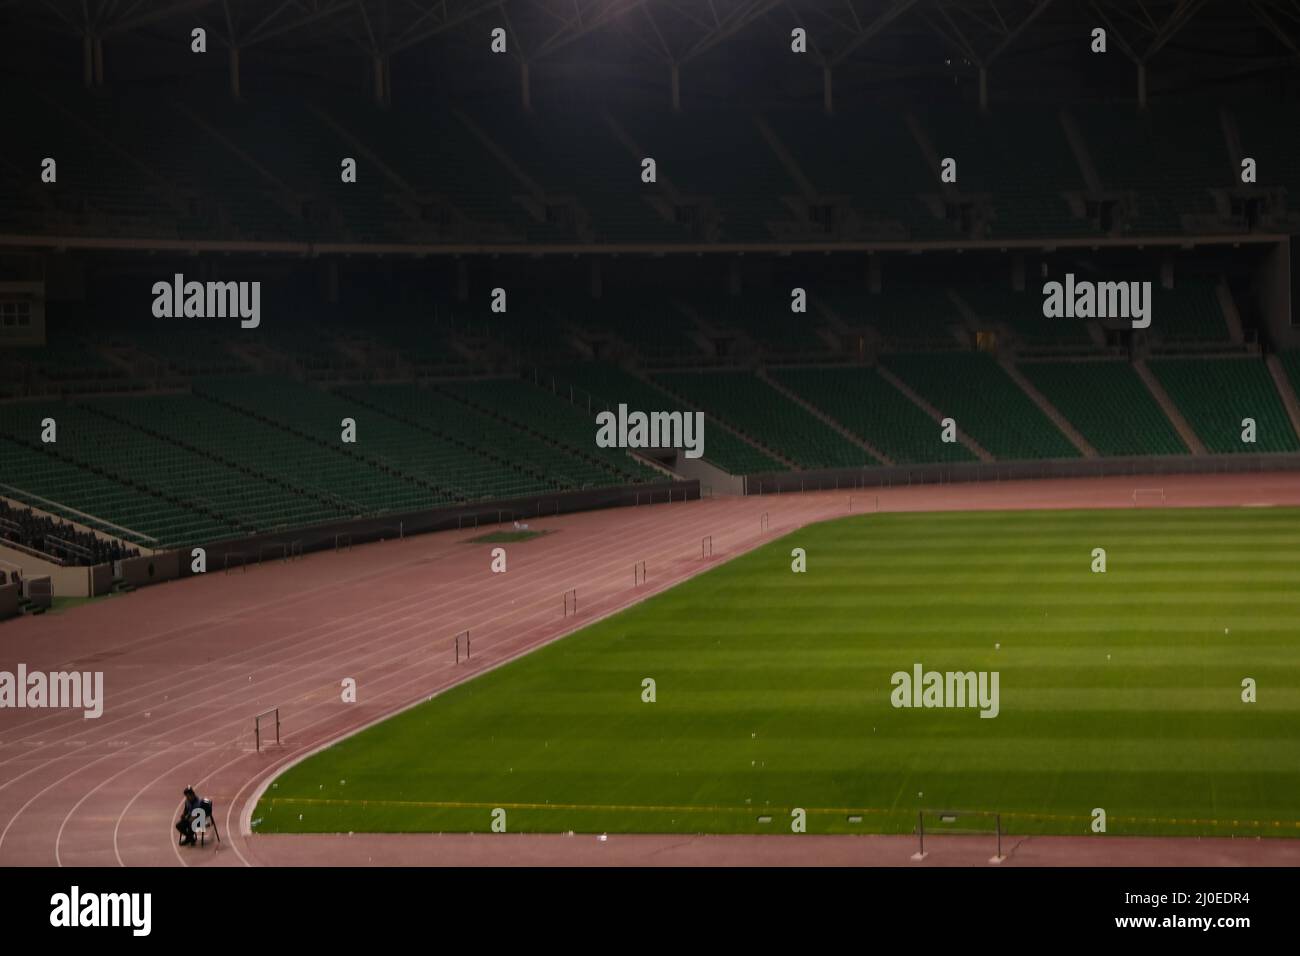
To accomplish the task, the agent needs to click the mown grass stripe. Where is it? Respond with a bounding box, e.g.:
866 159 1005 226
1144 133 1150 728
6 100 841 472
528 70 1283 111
256 507 1300 838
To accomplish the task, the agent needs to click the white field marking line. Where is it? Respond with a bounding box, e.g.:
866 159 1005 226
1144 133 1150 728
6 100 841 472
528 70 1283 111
7 537 586 803
17 501 710 863
70 507 697 867
15 499 683 739
53 494 977 868
0 499 681 772
27 470 1227 738
0 524 513 741
4 507 627 741
167 496 807 866
0 519 585 751
55 493 824 867
218 491 1011 859
95 496 827 866
7 524 470 717
193 496 834 866
32 499 719 864
221 495 840 866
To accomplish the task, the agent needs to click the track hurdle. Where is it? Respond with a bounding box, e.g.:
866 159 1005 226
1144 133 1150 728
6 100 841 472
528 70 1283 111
562 588 577 618
333 533 352 552
633 560 646 587
258 542 288 565
254 708 280 752
760 512 769 532
701 535 713 559
454 629 469 663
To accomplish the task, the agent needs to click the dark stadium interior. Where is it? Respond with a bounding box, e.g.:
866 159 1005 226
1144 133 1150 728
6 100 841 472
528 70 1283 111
4 4 1300 916
0 0 1298 603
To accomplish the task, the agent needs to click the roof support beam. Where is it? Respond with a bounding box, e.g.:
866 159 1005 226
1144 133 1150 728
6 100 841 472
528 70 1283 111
829 0 920 67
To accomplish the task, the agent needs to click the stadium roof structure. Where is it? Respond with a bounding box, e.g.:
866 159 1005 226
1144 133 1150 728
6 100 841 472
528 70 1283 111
0 1 1296 257
3 0 1298 108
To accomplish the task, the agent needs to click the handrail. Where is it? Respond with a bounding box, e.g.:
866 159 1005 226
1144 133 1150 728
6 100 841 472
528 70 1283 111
0 480 159 544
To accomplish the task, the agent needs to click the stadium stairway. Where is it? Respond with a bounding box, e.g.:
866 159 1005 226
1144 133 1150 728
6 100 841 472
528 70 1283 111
335 382 581 496
195 379 462 508
1133 360 1208 454
769 366 976 465
636 369 797 471
649 369 871 470
751 114 818 205
882 352 1081 460
1058 110 1104 192
171 101 304 234
0 409 248 548
756 369 894 465
81 399 359 523
1149 356 1300 453
544 364 784 475
1217 283 1246 345
1266 354 1300 439
453 109 549 216
1017 360 1189 456
872 364 994 461
307 105 472 240
433 378 660 488
600 113 699 234
46 93 193 227
997 358 1098 457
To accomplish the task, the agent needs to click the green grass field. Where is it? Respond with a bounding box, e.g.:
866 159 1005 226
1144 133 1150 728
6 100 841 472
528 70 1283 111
255 507 1300 839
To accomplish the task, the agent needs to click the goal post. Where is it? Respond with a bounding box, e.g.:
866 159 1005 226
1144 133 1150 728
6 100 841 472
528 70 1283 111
915 808 1006 864
1132 488 1166 507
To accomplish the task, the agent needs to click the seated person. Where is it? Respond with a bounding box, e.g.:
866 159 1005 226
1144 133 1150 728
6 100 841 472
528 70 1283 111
176 786 199 846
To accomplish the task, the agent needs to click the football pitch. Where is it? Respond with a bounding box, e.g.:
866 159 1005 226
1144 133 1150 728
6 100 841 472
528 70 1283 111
254 507 1300 839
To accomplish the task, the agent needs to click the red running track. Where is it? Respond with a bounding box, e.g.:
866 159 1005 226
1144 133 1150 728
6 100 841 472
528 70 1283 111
0 472 1297 868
